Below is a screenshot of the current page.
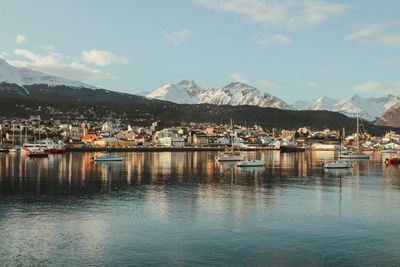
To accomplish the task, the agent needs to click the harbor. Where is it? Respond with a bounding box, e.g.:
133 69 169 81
0 150 399 265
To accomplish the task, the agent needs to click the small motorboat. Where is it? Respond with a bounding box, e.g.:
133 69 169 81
385 158 400 165
323 160 352 169
90 152 124 162
237 159 265 167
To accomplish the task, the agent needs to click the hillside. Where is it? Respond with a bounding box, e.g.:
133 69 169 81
0 97 396 135
0 58 166 105
375 102 400 127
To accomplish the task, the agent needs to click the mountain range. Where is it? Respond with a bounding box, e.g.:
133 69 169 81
146 80 290 109
146 80 400 122
0 58 399 127
0 58 163 104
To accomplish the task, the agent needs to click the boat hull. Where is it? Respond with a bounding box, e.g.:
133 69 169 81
94 156 124 161
237 160 265 167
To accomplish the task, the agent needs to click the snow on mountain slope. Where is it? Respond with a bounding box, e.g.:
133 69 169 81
0 58 95 89
292 100 313 110
306 96 338 110
198 83 290 109
375 102 400 127
293 94 400 121
146 81 291 109
146 80 201 104
332 94 400 121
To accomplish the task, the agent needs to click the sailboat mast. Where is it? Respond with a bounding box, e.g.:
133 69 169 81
356 112 359 152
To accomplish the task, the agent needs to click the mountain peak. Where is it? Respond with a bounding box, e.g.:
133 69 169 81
0 57 95 89
146 81 290 109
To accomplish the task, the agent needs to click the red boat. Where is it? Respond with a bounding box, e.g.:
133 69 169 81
385 157 400 165
27 151 49 158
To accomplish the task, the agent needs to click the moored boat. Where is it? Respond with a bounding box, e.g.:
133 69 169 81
385 157 400 165
324 160 352 169
237 159 265 167
90 152 124 162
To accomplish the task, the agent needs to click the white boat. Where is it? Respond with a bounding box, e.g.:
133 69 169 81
36 139 66 153
339 112 370 160
323 160 352 169
22 143 47 154
216 119 242 162
237 159 265 167
91 152 124 162
216 149 241 161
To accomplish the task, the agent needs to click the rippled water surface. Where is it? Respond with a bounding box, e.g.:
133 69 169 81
0 151 400 266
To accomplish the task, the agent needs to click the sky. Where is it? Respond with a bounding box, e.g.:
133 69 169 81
0 0 399 103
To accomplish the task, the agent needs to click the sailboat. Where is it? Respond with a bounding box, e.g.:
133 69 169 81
339 112 370 160
324 129 352 169
216 119 242 162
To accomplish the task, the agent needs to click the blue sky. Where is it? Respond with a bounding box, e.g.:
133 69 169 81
0 0 399 103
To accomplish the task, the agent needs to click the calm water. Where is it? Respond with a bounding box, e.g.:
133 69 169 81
0 151 399 266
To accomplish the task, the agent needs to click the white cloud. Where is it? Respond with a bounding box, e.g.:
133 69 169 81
381 34 400 47
307 82 324 88
16 34 28 44
256 79 278 87
257 34 292 45
316 69 327 75
193 0 346 29
379 57 400 67
40 45 54 51
82 49 128 66
353 81 400 95
8 49 114 80
166 29 192 46
230 73 247 83
344 21 400 46
344 25 380 40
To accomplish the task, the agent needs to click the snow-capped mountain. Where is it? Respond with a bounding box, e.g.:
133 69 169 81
293 94 400 121
0 58 95 89
306 96 338 111
375 102 400 127
332 94 400 121
146 81 290 109
146 80 201 104
0 58 161 104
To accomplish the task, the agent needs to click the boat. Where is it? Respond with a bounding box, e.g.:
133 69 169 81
22 143 47 154
36 139 66 153
279 141 306 152
216 119 242 162
237 159 265 167
339 113 370 160
323 160 352 169
385 157 400 165
0 147 8 152
27 149 49 158
216 148 241 161
90 152 124 162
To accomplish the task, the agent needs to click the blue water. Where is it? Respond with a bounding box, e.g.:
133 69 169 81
0 151 399 266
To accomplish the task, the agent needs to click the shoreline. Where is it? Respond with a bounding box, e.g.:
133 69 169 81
65 146 280 152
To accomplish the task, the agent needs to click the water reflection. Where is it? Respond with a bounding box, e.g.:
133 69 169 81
0 151 399 196
1 151 400 266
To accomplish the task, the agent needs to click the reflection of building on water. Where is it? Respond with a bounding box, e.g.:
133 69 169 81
0 151 399 195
